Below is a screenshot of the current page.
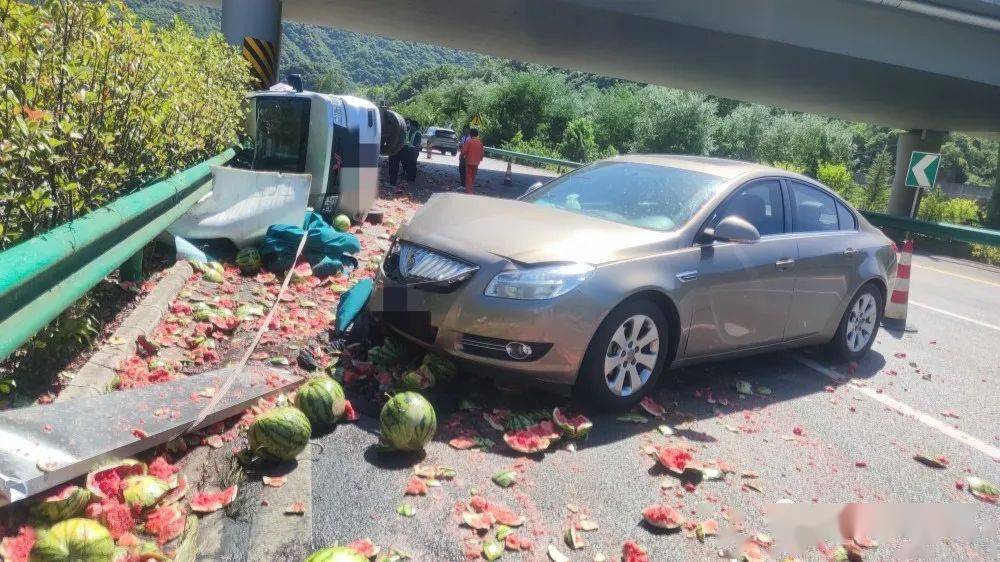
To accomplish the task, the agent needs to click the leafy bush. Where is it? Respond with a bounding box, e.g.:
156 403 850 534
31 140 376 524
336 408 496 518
852 151 893 211
970 244 1000 266
816 161 857 200
917 191 982 226
631 87 717 155
559 118 598 162
0 0 251 249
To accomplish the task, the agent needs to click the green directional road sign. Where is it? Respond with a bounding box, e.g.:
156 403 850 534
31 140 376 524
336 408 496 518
905 151 941 188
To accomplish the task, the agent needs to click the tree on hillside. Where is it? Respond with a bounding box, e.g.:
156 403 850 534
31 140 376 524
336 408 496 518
591 85 643 154
859 151 894 211
560 118 599 162
478 72 578 145
630 88 717 155
713 104 771 161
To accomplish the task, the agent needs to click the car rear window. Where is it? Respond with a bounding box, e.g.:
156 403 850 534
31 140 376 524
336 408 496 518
522 161 726 232
789 181 839 233
435 130 455 138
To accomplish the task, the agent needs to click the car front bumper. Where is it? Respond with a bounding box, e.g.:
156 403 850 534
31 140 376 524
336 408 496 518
368 258 600 388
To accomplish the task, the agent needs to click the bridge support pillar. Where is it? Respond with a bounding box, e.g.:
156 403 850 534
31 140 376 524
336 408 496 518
886 129 945 218
221 0 282 89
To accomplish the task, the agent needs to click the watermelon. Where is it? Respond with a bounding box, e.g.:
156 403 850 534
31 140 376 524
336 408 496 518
526 420 561 440
144 505 186 545
86 460 147 500
235 248 262 274
462 512 495 530
0 526 35 562
332 214 352 233
502 430 550 454
91 498 135 540
552 408 593 439
248 406 312 462
399 367 434 391
655 446 696 475
641 504 686 530
122 476 171 509
378 392 437 452
622 541 650 562
294 378 346 429
345 539 379 558
421 353 457 383
189 485 237 513
639 396 666 418
304 546 367 562
146 457 178 482
30 484 91 523
160 474 188 505
30 518 114 561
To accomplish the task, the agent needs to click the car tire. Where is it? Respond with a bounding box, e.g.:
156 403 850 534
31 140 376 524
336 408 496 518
451 149 457 156
828 282 883 362
577 298 670 410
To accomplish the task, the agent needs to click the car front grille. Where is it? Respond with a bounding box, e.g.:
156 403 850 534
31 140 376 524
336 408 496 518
383 241 477 290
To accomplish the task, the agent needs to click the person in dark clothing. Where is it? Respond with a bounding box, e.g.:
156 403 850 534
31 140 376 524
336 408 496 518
386 149 402 186
403 120 422 182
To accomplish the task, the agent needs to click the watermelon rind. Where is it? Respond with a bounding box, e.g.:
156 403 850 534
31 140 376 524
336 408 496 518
248 406 312 462
30 485 91 523
304 545 367 562
30 518 114 562
378 392 437 452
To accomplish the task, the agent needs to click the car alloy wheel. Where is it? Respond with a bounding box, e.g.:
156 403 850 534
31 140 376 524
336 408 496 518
845 292 877 352
603 314 659 396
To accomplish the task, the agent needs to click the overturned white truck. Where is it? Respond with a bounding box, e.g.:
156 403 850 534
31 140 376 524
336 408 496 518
169 80 383 248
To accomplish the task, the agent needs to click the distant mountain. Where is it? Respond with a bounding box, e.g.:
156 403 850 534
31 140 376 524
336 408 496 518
125 1 481 88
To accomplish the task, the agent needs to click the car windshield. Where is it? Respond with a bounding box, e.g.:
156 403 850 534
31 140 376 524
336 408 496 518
522 161 726 231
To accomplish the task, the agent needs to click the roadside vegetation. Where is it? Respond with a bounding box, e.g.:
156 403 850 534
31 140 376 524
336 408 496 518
0 0 250 401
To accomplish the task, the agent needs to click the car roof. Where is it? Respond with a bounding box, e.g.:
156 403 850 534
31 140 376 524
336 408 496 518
608 154 781 179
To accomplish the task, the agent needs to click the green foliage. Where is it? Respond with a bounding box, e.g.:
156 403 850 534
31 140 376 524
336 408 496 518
630 88 717 155
713 104 771 161
917 190 982 226
477 72 579 145
0 0 251 248
855 151 894 211
769 162 807 175
816 162 857 200
939 133 998 186
559 118 599 162
590 84 643 153
756 113 853 176
970 244 1000 267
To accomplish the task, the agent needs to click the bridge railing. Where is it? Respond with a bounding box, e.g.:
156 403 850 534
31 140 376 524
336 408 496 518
484 147 1000 247
484 146 583 172
0 149 235 362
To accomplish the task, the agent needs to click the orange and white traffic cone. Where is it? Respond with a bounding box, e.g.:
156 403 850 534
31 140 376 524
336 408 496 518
883 239 914 331
504 160 513 185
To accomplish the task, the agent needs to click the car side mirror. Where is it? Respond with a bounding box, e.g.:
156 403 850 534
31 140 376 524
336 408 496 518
703 215 760 244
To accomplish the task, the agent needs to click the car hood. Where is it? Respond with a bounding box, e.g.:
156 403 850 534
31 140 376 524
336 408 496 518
397 193 676 265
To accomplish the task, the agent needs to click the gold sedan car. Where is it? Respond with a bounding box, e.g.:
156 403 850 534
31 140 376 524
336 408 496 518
370 155 897 408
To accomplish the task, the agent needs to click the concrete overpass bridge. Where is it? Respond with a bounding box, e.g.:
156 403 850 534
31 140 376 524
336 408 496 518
195 0 1000 215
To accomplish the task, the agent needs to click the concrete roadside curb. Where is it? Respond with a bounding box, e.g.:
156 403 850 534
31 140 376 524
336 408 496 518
57 260 193 402
246 453 314 560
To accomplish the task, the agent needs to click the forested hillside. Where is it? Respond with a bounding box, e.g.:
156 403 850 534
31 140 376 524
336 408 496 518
126 0 481 89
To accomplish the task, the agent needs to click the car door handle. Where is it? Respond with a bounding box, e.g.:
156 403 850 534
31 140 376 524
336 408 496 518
775 258 795 270
843 247 858 256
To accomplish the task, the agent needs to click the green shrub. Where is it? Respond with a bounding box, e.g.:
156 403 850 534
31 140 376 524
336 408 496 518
970 244 1000 266
816 161 857 200
559 117 598 162
0 0 251 249
917 190 982 226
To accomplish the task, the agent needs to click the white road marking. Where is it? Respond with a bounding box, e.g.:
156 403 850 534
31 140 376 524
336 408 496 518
792 354 1000 462
909 301 1000 332
910 263 1000 288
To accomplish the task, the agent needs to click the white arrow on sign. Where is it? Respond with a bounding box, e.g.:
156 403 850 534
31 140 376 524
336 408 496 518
911 153 937 187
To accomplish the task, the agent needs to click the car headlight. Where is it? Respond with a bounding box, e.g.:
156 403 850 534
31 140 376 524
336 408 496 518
484 263 594 300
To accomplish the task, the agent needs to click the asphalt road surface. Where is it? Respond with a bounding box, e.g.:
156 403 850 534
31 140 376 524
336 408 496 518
305 156 1000 561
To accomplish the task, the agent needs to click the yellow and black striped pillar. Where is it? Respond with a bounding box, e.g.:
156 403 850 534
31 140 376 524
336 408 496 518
242 36 277 89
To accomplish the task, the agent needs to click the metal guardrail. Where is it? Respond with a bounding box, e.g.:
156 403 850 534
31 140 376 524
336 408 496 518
484 147 1000 247
484 146 583 171
860 211 1000 247
0 149 235 362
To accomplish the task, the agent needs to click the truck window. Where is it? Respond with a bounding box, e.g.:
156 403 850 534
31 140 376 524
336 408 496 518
253 97 311 173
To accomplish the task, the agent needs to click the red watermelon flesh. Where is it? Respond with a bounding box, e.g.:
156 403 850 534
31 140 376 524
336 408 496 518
342 400 359 422
469 496 525 527
503 430 550 454
504 533 534 551
147 456 178 481
87 461 147 500
462 511 495 531
622 540 650 562
97 497 137 539
639 396 666 417
526 420 560 440
145 504 186 545
0 526 35 562
190 485 237 513
448 436 477 450
642 504 686 529
160 474 188 505
656 446 694 474
404 476 428 496
346 538 379 558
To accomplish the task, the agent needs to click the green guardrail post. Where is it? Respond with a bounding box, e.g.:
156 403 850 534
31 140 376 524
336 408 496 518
119 250 145 283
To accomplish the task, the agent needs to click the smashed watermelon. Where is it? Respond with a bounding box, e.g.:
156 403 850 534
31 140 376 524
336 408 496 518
552 408 593 439
502 430 550 454
404 476 428 496
189 485 237 513
146 457 178 481
0 526 36 562
641 504 686 530
92 498 136 540
622 540 651 562
525 420 561 440
144 504 186 545
639 396 666 417
86 460 147 500
30 484 91 523
462 512 496 531
346 538 380 558
469 496 525 527
656 446 695 474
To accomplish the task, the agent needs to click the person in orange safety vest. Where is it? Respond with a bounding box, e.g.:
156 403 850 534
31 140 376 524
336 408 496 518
460 128 484 194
